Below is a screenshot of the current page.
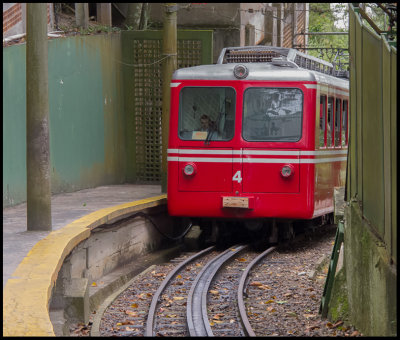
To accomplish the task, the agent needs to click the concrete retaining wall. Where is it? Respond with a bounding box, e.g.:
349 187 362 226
344 201 397 336
3 195 171 336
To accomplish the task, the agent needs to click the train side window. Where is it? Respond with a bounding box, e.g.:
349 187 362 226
335 98 341 147
178 87 236 141
327 97 334 147
319 95 327 147
342 100 348 146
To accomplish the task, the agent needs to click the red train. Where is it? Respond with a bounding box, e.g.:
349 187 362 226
167 46 349 242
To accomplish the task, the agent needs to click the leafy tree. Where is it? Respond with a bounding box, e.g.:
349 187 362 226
307 3 348 62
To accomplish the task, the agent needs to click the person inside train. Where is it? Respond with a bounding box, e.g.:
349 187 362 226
266 92 287 116
200 114 216 131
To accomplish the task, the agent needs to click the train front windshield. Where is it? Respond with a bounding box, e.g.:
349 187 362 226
177 86 303 142
178 87 236 141
243 88 303 142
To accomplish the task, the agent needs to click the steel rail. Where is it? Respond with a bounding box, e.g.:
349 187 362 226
145 245 215 336
237 246 277 337
187 244 247 336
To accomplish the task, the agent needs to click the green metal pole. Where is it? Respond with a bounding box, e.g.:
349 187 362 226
26 3 52 231
161 3 177 193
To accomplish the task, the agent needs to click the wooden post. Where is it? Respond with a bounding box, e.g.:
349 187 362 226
161 3 177 193
26 3 52 231
96 3 112 26
75 3 89 29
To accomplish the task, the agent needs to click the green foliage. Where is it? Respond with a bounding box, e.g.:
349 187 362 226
363 4 390 32
307 3 348 62
79 24 121 35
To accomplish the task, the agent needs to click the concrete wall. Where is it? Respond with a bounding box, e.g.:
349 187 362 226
49 204 174 327
3 34 127 207
344 202 397 336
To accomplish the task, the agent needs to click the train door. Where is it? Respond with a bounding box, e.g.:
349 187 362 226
176 86 236 193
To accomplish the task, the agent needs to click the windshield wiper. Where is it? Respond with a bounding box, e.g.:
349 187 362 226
204 111 224 146
204 128 213 145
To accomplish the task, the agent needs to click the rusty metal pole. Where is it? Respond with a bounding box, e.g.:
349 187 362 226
26 3 52 231
161 3 177 193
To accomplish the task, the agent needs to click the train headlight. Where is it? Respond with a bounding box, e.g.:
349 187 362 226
183 163 196 176
281 165 294 178
233 64 249 79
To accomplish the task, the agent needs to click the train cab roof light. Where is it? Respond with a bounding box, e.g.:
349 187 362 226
233 64 249 79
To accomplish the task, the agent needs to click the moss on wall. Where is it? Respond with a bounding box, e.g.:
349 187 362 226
327 268 350 323
343 201 397 336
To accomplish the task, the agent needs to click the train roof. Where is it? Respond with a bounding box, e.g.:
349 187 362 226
172 46 349 89
172 63 349 89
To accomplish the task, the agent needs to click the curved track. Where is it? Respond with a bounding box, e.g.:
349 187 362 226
145 245 215 336
186 245 247 336
237 246 277 336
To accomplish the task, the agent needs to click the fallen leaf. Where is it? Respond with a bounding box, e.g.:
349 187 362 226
212 313 224 319
250 281 263 286
209 290 219 295
333 320 344 328
176 274 182 279
266 307 276 313
209 321 215 326
116 323 122 326
237 258 247 262
259 285 272 290
131 303 138 308
306 324 320 331
276 300 288 304
121 320 135 325
166 314 177 318
173 296 185 300
351 331 359 336
326 322 334 328
125 310 138 317
287 312 298 317
91 282 97 287
264 300 275 304
153 273 166 277
303 314 316 319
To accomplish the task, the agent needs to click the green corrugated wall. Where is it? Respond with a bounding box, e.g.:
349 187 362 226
343 4 397 336
3 34 126 208
3 30 213 208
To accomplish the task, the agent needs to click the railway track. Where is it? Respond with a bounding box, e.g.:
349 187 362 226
89 224 360 337
98 243 279 337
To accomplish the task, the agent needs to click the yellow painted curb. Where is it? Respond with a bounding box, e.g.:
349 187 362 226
3 194 167 336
